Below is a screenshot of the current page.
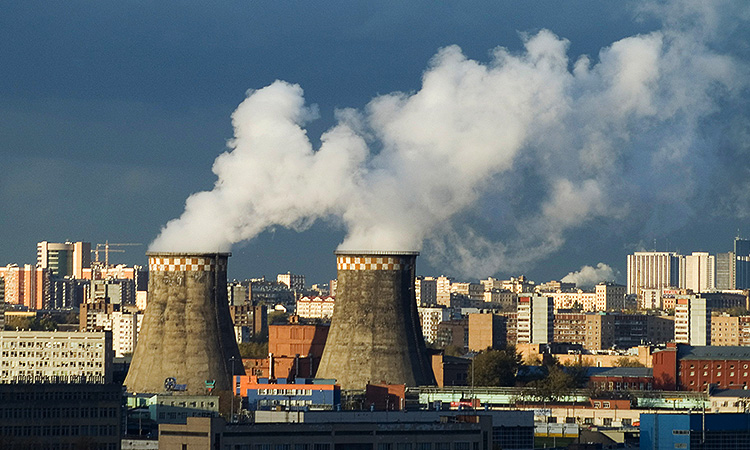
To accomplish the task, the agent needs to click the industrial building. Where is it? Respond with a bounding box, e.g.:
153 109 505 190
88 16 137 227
316 251 435 389
159 410 534 450
640 412 750 450
236 376 341 411
125 252 244 395
0 382 122 450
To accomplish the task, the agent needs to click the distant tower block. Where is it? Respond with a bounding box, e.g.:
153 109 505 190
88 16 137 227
316 251 435 389
125 253 244 394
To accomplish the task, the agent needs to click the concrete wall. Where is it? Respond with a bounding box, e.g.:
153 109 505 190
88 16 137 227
125 253 243 395
316 252 435 389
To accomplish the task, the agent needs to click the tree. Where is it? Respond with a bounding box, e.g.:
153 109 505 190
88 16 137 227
615 357 645 368
4 316 57 331
237 341 269 359
443 344 466 357
267 311 288 325
471 346 522 387
526 365 576 402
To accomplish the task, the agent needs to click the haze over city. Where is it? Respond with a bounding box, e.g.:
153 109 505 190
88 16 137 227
2 0 749 285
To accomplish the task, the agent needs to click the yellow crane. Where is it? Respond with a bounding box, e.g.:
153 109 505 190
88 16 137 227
92 241 142 267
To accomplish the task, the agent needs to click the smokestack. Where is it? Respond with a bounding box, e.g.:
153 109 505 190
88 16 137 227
316 251 435 389
125 252 243 394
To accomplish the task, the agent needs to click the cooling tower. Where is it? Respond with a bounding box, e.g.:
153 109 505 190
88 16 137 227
125 252 244 395
316 251 435 389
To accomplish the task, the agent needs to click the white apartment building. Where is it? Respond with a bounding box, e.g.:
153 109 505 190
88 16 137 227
296 296 335 320
415 277 437 307
0 331 112 383
417 306 450 345
627 252 681 297
86 308 143 357
436 276 453 306
547 290 596 311
680 252 715 293
674 295 710 346
516 294 554 344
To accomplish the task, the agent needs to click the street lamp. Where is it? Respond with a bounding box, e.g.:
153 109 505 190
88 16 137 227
230 356 237 423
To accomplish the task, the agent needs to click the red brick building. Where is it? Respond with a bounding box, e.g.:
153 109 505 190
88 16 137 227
587 367 654 391
653 343 750 391
242 324 329 380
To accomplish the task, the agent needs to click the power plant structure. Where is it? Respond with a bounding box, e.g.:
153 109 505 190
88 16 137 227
316 251 435 389
125 252 244 395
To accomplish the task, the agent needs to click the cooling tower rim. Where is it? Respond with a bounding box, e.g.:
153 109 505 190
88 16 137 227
335 250 419 256
146 251 232 257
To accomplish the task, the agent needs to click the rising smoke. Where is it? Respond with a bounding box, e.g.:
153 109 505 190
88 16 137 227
562 264 618 289
150 1 748 277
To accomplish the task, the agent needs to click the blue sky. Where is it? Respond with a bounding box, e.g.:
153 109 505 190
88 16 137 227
1 1 748 286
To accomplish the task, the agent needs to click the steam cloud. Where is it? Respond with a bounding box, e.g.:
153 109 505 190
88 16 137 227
150 0 748 277
562 264 618 288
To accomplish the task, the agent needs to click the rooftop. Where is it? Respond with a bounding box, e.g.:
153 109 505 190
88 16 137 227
678 345 750 361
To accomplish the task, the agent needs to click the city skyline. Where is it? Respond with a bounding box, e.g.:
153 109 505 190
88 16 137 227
2 1 749 286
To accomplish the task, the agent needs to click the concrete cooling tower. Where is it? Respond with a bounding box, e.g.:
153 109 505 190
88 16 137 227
316 251 435 389
125 252 244 395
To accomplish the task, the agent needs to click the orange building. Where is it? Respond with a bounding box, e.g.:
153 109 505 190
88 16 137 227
243 324 329 380
0 264 48 310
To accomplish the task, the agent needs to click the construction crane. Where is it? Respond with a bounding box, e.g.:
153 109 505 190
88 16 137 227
92 241 142 267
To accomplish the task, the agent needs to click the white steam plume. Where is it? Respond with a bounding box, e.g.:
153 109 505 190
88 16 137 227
561 263 618 288
150 1 747 277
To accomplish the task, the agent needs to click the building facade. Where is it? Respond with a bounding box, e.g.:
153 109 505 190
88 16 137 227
516 294 553 345
296 296 335 320
418 306 450 345
627 251 681 297
0 331 112 383
36 241 91 279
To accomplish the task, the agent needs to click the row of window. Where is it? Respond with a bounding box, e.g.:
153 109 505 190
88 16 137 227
1 360 103 368
0 341 103 349
0 424 117 437
226 444 475 450
256 388 315 396
0 444 116 450
0 390 118 401
1 406 118 419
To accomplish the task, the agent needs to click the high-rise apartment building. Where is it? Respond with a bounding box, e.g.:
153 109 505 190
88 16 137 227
735 238 750 289
627 252 681 297
595 282 626 311
675 295 711 346
716 252 735 290
418 306 450 345
680 252 715 293
435 276 453 306
415 276 437 306
36 241 91 279
516 294 553 345
0 264 48 310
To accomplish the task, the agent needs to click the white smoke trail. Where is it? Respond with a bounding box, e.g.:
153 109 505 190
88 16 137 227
150 1 747 277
